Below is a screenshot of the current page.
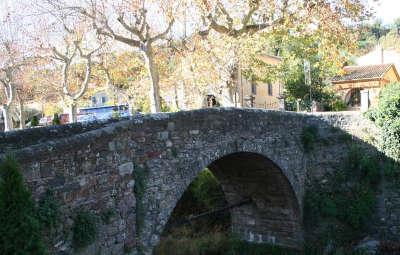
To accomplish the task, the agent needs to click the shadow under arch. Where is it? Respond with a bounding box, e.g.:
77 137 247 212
155 152 303 252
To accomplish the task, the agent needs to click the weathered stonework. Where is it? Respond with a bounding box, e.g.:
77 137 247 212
0 108 388 254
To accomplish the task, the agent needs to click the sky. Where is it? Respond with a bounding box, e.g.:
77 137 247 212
369 0 400 24
0 0 399 25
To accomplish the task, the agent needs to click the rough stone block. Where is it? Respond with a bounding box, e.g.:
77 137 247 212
118 162 134 176
157 131 169 140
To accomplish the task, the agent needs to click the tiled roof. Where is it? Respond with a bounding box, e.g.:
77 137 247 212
332 64 394 83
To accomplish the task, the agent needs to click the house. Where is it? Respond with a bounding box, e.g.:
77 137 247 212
206 54 285 110
90 91 110 107
331 64 400 111
90 89 128 108
239 54 284 110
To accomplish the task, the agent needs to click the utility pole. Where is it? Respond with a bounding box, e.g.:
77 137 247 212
304 59 312 110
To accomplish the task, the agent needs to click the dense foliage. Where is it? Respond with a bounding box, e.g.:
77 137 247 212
366 82 400 161
52 113 61 125
304 146 380 252
301 126 318 152
37 190 61 233
72 210 98 249
155 232 299 255
31 116 39 127
0 155 46 255
162 168 229 237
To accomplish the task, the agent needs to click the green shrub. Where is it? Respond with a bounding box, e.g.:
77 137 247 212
111 108 121 119
301 126 318 152
189 168 225 210
155 232 297 255
72 210 98 249
330 98 347 111
37 189 61 232
161 169 229 237
31 116 39 127
304 146 379 250
341 185 374 230
52 113 61 125
100 208 116 224
0 155 46 255
368 82 400 161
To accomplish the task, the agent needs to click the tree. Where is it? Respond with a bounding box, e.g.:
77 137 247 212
197 0 371 108
0 155 46 254
98 50 147 112
197 0 284 106
14 64 39 129
51 36 100 123
0 56 16 132
0 14 23 131
0 3 42 131
47 0 181 113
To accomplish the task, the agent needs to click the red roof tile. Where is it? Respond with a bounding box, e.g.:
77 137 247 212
332 64 394 83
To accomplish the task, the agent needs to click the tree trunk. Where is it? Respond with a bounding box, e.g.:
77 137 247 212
142 46 161 113
128 98 136 115
68 100 77 123
18 100 26 129
1 105 12 132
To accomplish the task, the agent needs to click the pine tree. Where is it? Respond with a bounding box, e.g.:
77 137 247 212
0 155 46 255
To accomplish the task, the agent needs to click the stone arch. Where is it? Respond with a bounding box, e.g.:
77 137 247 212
345 88 362 109
143 151 303 254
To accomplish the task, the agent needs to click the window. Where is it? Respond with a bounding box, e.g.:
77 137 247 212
91 97 97 105
251 82 257 95
101 96 107 104
268 83 273 96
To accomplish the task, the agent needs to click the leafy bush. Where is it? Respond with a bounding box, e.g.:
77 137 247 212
301 126 318 152
52 113 61 125
189 168 225 210
155 232 297 255
72 210 98 249
111 109 121 119
162 168 229 238
329 98 347 111
31 116 39 127
0 155 46 255
100 208 116 224
304 146 379 250
367 82 400 161
37 189 61 234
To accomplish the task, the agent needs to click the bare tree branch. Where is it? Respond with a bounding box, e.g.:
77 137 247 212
150 18 175 43
117 14 145 41
201 0 267 38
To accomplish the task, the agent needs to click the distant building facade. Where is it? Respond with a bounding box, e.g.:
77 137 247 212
90 89 128 108
332 64 400 111
205 54 285 110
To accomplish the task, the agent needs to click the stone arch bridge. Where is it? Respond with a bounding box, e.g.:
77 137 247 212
0 108 375 255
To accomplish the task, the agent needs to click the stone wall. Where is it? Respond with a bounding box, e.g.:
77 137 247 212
0 108 385 254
